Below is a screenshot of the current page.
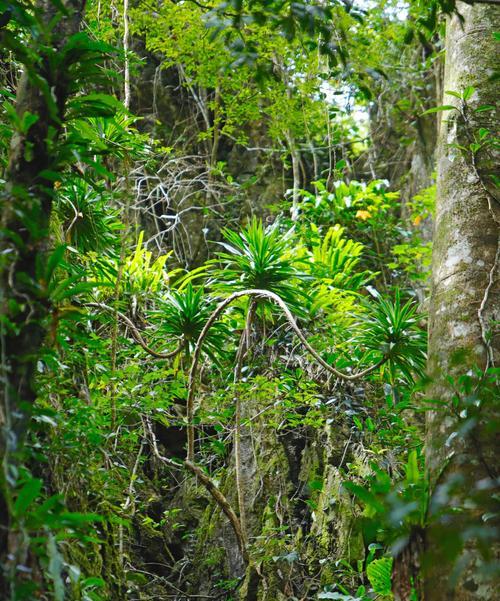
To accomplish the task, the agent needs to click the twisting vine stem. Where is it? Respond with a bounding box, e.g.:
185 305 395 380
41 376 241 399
93 289 388 564
143 416 249 562
232 299 256 544
186 288 389 462
134 289 389 565
87 302 184 359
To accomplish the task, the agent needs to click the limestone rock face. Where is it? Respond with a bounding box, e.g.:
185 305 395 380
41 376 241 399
184 384 370 600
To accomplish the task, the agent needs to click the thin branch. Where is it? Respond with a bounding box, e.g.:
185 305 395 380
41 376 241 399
183 459 249 563
123 0 130 109
478 241 500 369
119 438 145 562
144 416 248 563
87 302 183 359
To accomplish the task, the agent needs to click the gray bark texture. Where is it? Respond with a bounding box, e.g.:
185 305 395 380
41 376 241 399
425 2 500 599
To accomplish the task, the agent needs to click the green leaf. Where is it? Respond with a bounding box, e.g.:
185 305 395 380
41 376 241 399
343 481 384 514
56 281 109 301
45 245 67 284
20 111 39 134
47 534 65 601
309 478 324 491
420 105 457 116
462 86 475 101
367 557 393 595
39 169 63 182
405 450 419 485
13 478 42 517
82 577 105 589
66 93 124 119
59 511 103 526
474 105 495 114
2 100 20 127
318 593 362 600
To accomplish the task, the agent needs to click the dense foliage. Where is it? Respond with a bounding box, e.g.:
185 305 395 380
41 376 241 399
0 1 498 600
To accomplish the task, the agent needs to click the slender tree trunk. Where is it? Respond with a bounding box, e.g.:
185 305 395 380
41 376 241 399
285 131 301 220
0 1 86 594
123 0 131 110
425 2 499 599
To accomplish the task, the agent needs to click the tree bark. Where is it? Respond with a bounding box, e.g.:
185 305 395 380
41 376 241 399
425 2 500 599
0 1 86 594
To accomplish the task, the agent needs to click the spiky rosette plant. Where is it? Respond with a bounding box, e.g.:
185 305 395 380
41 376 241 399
210 217 306 314
356 290 427 384
154 284 230 362
54 179 121 253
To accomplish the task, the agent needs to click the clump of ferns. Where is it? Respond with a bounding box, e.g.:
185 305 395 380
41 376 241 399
296 223 377 359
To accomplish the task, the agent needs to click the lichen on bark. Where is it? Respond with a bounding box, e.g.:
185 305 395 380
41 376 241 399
425 3 500 599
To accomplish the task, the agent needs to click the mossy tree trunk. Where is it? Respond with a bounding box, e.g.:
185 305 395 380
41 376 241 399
425 2 499 599
0 1 86 594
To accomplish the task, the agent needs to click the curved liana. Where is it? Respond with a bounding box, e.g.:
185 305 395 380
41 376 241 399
186 288 389 461
87 301 184 359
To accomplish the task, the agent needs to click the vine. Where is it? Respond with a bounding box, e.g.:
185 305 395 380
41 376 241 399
186 288 390 461
455 92 499 370
87 302 185 359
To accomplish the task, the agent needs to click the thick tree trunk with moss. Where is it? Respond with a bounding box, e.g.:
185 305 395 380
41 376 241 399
0 1 85 594
425 2 499 599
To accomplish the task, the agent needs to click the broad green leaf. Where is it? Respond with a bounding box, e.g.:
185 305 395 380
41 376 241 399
367 557 393 595
462 86 475 101
343 481 384 514
45 245 67 284
14 478 42 517
474 104 496 113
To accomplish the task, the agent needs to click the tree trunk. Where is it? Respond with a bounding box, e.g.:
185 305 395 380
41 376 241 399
0 1 86 594
425 2 500 599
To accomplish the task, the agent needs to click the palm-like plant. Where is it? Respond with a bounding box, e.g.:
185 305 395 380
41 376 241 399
55 179 121 253
356 290 427 383
210 217 306 312
154 284 230 361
